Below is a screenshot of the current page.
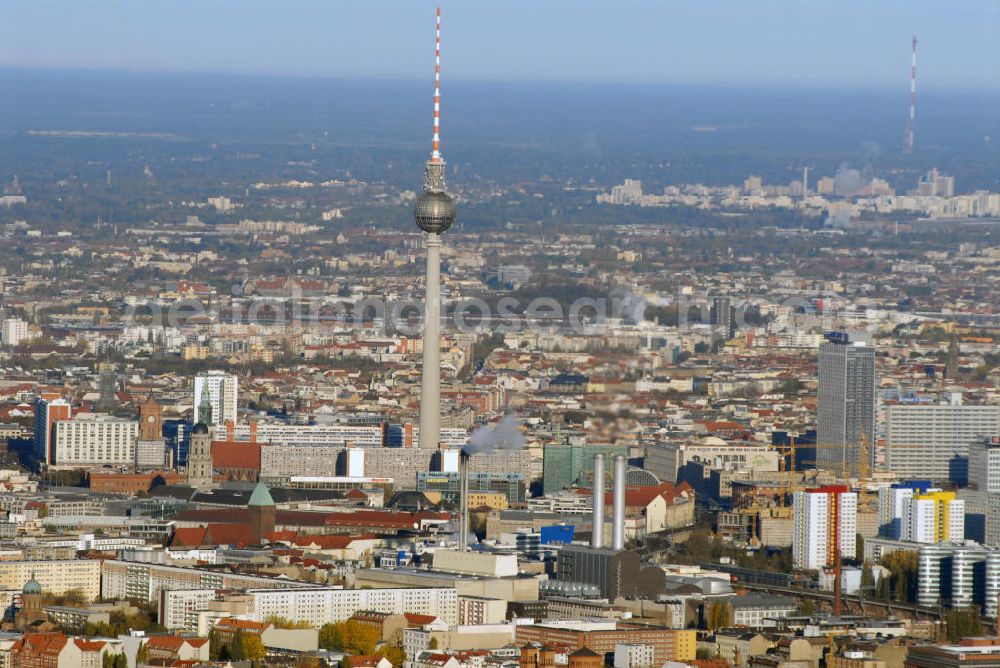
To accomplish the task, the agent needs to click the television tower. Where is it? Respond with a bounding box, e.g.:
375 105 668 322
905 35 917 154
414 7 456 450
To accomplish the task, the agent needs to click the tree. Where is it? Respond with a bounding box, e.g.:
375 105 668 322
777 378 803 396
241 633 266 660
860 561 875 595
706 601 732 631
319 621 378 654
319 623 342 651
295 658 323 668
102 654 127 668
135 643 148 665
875 574 891 601
229 631 251 661
341 620 379 655
63 588 88 606
428 637 439 650
946 608 982 643
797 599 816 616
209 629 226 660
880 550 919 603
267 615 314 629
382 646 407 667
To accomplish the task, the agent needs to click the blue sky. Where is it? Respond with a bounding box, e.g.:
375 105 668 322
0 1 998 91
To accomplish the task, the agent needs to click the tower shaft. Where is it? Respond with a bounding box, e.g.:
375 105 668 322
420 234 442 449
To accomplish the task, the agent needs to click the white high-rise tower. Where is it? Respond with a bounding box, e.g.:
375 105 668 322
193 372 238 428
414 7 456 450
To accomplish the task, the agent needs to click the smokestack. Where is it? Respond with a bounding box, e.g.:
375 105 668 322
459 451 470 551
906 35 917 153
612 454 626 550
996 591 1000 637
592 454 605 548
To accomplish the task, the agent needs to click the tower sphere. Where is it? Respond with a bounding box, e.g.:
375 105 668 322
414 190 455 234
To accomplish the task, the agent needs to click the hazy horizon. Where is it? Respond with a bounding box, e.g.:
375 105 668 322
1 1 998 91
4 64 1000 96
1 67 997 196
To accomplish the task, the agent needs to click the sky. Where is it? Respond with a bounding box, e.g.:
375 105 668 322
0 1 998 91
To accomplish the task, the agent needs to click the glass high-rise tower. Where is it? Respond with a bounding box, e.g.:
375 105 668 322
817 335 876 478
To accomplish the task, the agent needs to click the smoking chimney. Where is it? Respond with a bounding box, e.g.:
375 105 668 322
459 450 470 551
591 454 605 548
996 591 1000 637
612 454 626 550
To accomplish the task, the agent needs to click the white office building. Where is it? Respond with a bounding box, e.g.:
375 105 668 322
1 318 29 347
193 372 238 426
985 495 1000 549
231 423 383 447
160 586 458 631
34 396 71 465
160 589 217 631
260 444 341 478
413 426 470 449
877 482 931 539
614 644 657 668
135 439 168 468
885 403 1000 483
645 441 779 483
53 414 138 467
250 586 457 626
792 486 857 570
970 437 1000 493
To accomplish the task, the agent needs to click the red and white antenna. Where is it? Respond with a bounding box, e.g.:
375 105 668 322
905 35 917 154
431 6 443 163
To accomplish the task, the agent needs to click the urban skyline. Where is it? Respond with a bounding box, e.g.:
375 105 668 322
0 2 999 666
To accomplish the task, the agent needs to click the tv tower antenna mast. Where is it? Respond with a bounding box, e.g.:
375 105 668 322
905 35 917 154
414 7 456 450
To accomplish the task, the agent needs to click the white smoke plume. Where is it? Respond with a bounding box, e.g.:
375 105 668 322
463 414 525 455
833 162 862 196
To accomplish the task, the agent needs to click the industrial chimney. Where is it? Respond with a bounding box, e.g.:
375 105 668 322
612 454 626 550
459 450 470 551
591 454 605 548
996 591 1000 637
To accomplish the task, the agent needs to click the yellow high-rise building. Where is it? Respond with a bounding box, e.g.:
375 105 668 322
903 490 964 543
